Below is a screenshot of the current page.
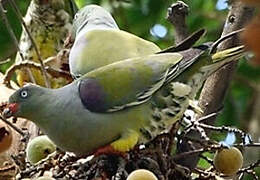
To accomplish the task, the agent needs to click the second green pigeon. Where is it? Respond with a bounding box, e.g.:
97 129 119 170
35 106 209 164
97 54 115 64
69 5 160 78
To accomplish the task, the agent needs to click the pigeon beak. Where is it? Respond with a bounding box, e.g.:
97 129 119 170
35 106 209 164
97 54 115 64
2 103 19 118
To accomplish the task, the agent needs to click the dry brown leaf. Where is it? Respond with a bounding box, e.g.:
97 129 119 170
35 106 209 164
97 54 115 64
241 16 260 65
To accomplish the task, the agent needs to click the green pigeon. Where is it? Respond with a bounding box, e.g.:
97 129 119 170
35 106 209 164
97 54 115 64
16 0 77 88
3 45 244 156
69 4 161 78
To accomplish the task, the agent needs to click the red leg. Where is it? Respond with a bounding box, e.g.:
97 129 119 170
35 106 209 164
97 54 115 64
94 145 127 158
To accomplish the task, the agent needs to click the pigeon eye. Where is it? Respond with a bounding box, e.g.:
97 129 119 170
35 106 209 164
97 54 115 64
20 90 28 98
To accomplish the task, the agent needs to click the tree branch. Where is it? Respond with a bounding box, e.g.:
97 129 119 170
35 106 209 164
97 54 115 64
198 1 254 125
9 0 51 88
167 1 189 44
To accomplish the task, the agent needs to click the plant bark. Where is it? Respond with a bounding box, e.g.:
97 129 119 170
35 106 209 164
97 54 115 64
198 1 254 125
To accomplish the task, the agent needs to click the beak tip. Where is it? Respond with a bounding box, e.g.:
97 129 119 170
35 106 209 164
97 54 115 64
2 108 12 119
2 103 18 119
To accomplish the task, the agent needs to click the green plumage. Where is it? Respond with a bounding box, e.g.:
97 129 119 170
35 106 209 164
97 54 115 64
69 5 161 78
4 46 245 155
84 53 182 112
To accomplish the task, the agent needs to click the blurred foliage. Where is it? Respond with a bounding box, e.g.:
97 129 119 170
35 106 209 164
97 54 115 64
0 0 30 62
0 0 227 62
197 152 214 169
0 0 259 178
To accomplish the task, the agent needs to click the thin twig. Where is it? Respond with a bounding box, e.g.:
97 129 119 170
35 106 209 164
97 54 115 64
193 168 220 179
0 115 25 136
183 111 220 132
198 123 250 144
238 160 260 180
183 111 253 145
8 0 50 88
173 145 222 161
199 154 213 165
0 58 10 65
3 61 72 88
173 142 260 161
233 143 260 148
0 164 15 172
178 134 217 147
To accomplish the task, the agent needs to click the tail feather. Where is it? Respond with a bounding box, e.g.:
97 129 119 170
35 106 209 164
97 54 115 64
212 45 245 62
